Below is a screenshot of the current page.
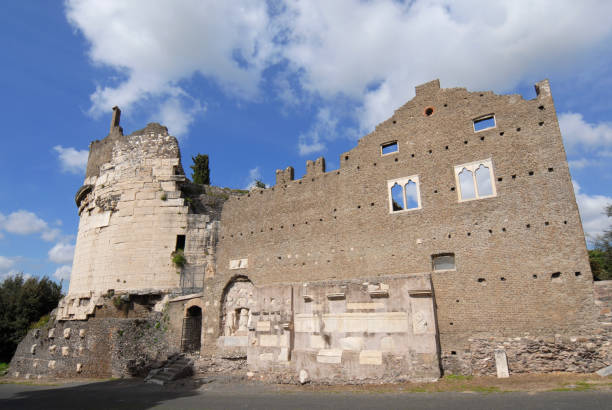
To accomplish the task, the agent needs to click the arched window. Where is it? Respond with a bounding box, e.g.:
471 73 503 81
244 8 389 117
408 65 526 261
454 159 496 201
387 175 421 213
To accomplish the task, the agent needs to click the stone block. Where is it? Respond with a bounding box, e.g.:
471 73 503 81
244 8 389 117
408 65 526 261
256 321 271 332
310 335 327 349
33 360 38 368
48 328 55 338
339 337 364 351
295 314 320 333
30 344 37 355
323 312 408 333
259 335 278 347
596 365 612 377
220 336 248 347
229 258 248 270
79 329 86 338
381 336 395 351
76 363 83 374
299 369 310 384
494 349 509 378
317 349 343 364
63 328 71 339
259 353 275 361
62 347 70 357
346 302 384 310
49 345 57 354
359 350 383 365
48 361 56 369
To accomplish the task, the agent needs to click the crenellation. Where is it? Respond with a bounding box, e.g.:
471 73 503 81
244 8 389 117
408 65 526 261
9 79 608 384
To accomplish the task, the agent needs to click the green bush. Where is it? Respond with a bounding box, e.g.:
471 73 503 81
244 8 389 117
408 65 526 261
172 250 186 268
0 362 8 375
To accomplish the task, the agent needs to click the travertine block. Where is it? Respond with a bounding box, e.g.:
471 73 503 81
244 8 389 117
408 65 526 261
359 350 382 365
63 328 71 339
316 349 343 364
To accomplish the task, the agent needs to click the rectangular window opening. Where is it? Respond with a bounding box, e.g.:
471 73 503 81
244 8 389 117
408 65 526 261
381 141 399 155
432 253 456 271
176 235 186 251
473 115 496 132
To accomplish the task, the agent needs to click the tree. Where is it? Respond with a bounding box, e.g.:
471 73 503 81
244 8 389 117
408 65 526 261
589 204 612 281
0 274 62 362
190 154 210 185
254 180 266 189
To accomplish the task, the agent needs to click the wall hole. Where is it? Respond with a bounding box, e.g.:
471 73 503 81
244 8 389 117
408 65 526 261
575 271 582 277
467 232 471 236
480 136 485 141
370 202 375 206
497 177 503 182
450 187 455 191
357 205 361 209
449 322 454 325
445 145 449 150
411 153 415 158
538 105 545 110
373 163 377 166
175 235 186 251
464 140 468 144
456 299 460 303
533 274 537 279
477 278 486 283
500 132 505 136
548 168 553 172
516 127 521 131
512 174 516 179
434 190 438 194
563 220 567 224
448 234 452 238
488 229 493 234
551 272 562 282
428 149 433 154
451 350 457 355
392 120 396 124
526 224 530 228
444 103 448 107
473 115 496 131
502 227 506 232
528 171 534 176
345 156 349 161
539 121 544 126
395 158 398 162
500 277 506 281
479 93 484 97
319 218 323 222
545 221 549 226
424 107 434 116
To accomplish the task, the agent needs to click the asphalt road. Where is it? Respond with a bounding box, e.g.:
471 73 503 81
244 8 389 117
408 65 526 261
1 379 611 410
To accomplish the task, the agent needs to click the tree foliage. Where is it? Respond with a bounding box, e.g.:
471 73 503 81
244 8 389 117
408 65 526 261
190 154 210 185
589 204 612 281
254 180 266 189
0 274 62 362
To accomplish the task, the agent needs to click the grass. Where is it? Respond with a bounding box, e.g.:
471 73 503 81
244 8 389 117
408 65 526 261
172 249 186 268
29 314 50 330
0 363 8 376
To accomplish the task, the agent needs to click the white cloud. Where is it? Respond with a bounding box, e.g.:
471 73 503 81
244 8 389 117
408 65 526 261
0 210 63 242
53 265 72 281
245 166 264 189
298 108 337 156
66 1 612 146
0 256 15 271
153 96 206 138
53 145 89 174
66 0 277 124
573 181 612 241
559 112 612 154
48 242 76 264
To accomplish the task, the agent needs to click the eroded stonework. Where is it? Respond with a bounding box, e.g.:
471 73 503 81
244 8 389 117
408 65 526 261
9 79 611 383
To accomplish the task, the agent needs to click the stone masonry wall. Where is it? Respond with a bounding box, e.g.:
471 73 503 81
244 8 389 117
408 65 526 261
9 299 174 380
203 80 597 372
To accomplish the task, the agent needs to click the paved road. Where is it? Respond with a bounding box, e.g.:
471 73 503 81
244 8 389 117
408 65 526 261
1 379 611 410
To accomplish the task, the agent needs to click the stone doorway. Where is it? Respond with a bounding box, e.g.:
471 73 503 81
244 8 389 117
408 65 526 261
181 305 202 353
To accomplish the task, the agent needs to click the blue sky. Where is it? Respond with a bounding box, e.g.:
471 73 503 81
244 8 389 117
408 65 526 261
1 1 611 289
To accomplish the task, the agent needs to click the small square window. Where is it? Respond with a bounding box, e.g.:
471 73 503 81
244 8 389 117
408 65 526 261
432 254 456 271
473 115 496 132
381 141 399 155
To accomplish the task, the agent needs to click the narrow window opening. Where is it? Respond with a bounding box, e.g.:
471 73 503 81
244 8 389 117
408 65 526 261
458 168 476 200
432 253 456 271
473 115 496 132
381 141 398 155
175 235 186 251
390 183 404 211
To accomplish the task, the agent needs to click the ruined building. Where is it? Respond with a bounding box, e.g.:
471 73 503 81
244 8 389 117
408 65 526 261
9 79 611 382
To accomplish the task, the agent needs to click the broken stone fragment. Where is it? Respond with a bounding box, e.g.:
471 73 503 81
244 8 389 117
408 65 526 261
79 329 86 338
30 344 37 355
62 347 69 357
299 369 310 384
48 361 56 369
76 363 83 373
48 345 57 354
48 328 55 338
63 328 71 339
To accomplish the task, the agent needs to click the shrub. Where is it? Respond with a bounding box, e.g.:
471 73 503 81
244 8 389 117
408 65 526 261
160 193 167 201
29 314 50 330
172 250 186 268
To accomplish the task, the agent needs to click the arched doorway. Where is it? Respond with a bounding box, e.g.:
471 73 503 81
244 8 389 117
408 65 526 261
220 276 255 337
181 305 202 353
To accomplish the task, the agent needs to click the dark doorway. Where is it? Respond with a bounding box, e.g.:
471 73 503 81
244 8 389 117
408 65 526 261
181 305 202 353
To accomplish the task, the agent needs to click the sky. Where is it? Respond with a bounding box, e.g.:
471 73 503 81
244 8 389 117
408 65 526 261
0 1 611 289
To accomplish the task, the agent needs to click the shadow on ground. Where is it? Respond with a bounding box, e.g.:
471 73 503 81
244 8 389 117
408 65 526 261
0 378 202 410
